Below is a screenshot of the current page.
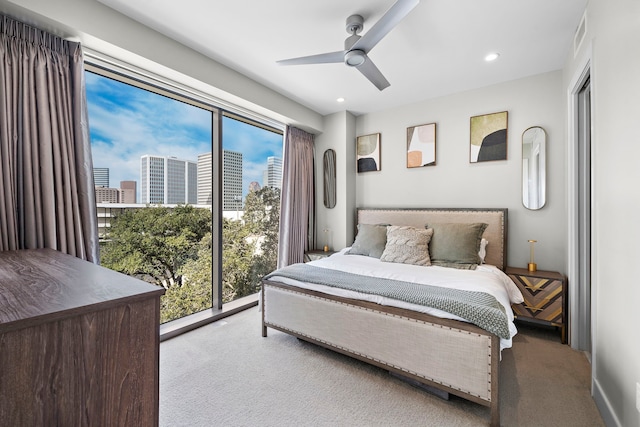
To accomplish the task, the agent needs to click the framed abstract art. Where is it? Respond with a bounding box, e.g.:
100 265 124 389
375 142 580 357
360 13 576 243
470 111 508 163
356 133 381 172
407 123 436 168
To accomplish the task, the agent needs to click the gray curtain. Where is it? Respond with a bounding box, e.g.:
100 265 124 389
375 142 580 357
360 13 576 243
277 126 315 268
0 15 98 262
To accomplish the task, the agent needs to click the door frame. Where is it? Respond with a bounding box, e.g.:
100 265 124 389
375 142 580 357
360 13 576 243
567 50 594 359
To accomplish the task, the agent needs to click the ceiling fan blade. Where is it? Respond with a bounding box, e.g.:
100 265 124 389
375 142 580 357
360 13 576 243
277 51 344 65
351 0 419 53
356 57 390 91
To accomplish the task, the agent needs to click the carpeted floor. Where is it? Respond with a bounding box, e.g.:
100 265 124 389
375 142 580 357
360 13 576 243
159 306 604 426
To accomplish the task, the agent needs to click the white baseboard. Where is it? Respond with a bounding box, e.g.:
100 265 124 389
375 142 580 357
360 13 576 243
593 378 622 427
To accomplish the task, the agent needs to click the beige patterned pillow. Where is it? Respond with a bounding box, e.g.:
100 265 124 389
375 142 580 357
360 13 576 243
380 226 434 266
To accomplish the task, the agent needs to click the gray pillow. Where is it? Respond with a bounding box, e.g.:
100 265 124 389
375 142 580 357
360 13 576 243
347 224 388 258
380 226 433 266
428 222 488 269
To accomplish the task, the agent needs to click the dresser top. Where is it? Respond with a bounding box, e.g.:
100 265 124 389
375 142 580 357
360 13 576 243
0 248 165 333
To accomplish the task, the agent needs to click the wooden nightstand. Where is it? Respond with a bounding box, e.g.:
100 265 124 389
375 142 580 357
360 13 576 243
506 267 568 344
304 250 337 262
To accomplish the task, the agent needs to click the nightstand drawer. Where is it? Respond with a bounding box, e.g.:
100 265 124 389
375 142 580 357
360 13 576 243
515 276 563 294
512 296 563 324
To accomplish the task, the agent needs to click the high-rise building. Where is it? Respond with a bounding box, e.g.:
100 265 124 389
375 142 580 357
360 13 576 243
119 180 137 204
262 156 282 189
223 150 243 211
140 155 197 204
93 167 109 188
95 186 118 203
197 152 212 205
196 151 243 209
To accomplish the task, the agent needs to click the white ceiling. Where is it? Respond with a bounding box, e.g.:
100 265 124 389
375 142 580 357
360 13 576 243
97 0 587 116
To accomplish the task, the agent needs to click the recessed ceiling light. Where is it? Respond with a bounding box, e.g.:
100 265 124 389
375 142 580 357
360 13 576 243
485 52 500 62
337 97 345 103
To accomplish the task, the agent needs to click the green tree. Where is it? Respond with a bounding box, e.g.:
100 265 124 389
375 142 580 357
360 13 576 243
101 205 212 289
160 232 213 323
242 186 280 289
222 217 255 302
100 189 281 321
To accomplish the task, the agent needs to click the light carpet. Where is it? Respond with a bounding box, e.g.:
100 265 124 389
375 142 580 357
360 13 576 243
159 306 604 426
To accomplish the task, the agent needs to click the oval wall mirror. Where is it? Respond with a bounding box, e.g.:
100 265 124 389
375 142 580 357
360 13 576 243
323 149 336 208
522 126 546 210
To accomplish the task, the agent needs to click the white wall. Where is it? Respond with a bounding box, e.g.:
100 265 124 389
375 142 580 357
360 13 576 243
314 111 356 250
564 1 640 426
353 71 567 272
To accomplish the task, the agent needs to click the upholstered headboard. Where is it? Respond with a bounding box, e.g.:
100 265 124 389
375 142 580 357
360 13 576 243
356 208 508 270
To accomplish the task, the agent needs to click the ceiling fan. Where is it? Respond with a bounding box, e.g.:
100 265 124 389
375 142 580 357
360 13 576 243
276 0 420 91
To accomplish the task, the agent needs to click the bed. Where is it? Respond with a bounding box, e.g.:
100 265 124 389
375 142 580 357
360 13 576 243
261 208 521 426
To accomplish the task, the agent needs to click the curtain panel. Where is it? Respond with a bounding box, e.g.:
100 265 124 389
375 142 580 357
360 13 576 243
0 15 98 262
277 126 315 268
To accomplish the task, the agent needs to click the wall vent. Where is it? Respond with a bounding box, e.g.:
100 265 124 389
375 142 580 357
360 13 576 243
574 11 587 57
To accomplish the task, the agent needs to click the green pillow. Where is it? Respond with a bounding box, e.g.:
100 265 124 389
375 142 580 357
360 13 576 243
347 224 388 258
427 222 488 269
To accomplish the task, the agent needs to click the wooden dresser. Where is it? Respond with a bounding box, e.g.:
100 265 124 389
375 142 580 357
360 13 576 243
506 267 567 343
0 248 165 426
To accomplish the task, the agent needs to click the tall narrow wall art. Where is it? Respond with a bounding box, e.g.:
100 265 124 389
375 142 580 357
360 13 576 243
356 133 381 172
407 123 436 168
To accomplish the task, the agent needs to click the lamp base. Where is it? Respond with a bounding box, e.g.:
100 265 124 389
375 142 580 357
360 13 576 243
323 245 329 252
528 263 537 272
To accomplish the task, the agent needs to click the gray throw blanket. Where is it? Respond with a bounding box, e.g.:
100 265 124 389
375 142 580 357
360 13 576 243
265 263 511 340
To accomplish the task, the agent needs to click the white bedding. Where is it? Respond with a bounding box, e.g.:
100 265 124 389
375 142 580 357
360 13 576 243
267 248 524 351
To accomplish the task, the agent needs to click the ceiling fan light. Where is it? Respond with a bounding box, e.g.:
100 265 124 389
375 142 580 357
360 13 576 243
344 50 366 67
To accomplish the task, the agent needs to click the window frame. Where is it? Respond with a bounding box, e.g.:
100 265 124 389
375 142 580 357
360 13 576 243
84 58 283 340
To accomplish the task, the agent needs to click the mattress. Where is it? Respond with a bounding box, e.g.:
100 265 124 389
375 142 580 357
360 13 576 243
265 248 524 350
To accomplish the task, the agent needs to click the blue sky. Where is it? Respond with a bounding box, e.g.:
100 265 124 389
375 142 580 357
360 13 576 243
85 71 283 200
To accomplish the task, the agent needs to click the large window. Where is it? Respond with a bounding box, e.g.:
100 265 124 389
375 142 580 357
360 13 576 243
221 116 282 303
85 65 283 324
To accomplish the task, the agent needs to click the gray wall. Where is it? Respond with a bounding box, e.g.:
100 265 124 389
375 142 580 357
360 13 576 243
348 71 567 272
564 1 640 426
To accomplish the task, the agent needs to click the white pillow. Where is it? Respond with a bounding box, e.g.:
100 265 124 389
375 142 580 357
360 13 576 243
478 238 489 264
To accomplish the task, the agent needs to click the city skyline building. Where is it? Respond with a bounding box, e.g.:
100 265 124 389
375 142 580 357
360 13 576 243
140 155 197 204
119 180 137 204
223 150 243 211
93 167 109 188
95 186 118 203
197 152 212 205
196 150 244 210
262 156 282 189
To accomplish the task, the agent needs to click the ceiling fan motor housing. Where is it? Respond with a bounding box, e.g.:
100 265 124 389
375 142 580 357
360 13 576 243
345 14 364 35
344 15 365 66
